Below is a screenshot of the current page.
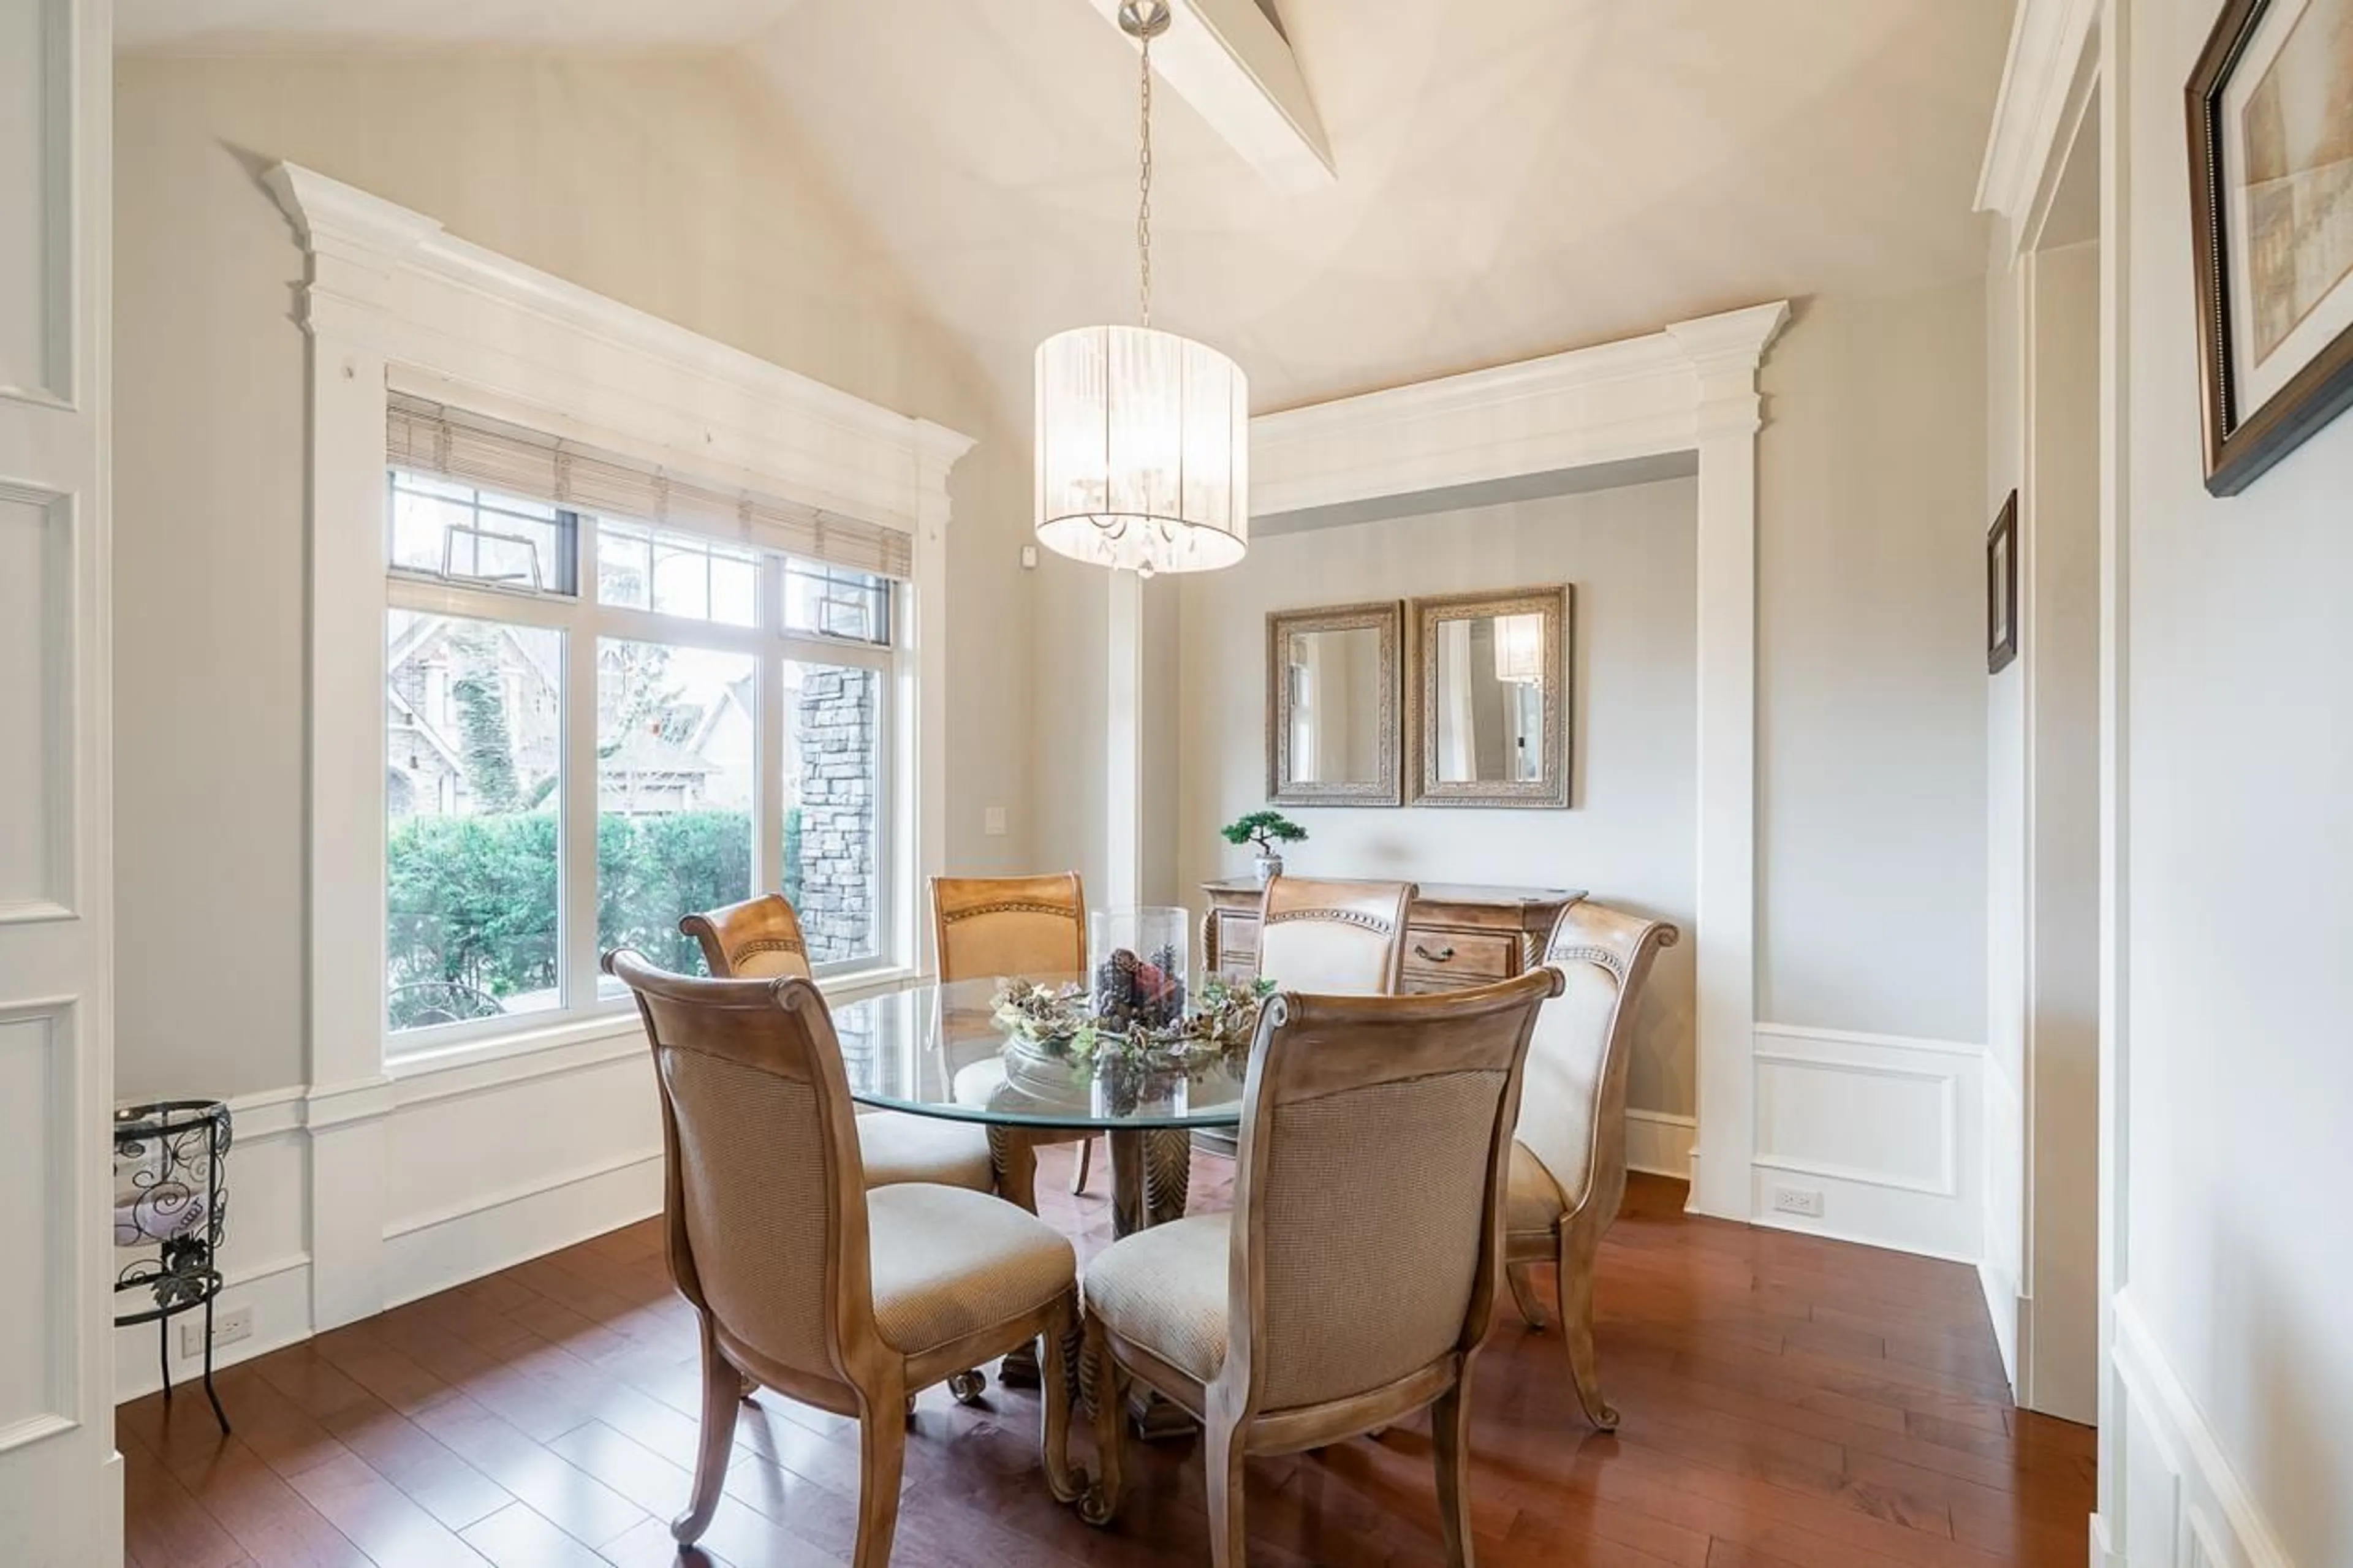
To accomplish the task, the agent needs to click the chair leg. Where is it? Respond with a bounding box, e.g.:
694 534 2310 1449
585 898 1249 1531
1205 1417 1249 1568
1040 1292 1082 1504
855 1381 910 1568
1070 1135 1095 1195
1431 1382 1475 1567
1506 1261 1552 1330
1078 1315 1127 1528
1555 1229 1618 1431
674 1323 741 1544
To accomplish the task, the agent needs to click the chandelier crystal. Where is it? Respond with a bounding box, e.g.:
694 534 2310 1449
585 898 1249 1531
1033 0 1248 578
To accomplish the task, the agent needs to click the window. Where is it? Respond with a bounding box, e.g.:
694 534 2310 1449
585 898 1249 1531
382 400 914 1051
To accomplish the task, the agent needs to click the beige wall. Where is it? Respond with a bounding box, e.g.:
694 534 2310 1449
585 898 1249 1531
1175 481 1700 1117
2120 2 2353 1558
113 53 1035 1101
1757 281 1990 1047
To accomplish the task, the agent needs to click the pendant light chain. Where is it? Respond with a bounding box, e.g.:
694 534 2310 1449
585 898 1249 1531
1137 26 1154 329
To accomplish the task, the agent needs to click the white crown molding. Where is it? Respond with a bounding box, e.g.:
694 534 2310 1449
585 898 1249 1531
1976 0 2101 224
1079 0 1335 192
264 161 970 535
1251 300 1791 521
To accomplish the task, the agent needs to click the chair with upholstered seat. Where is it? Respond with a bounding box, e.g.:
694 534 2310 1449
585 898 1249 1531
1501 900 1679 1431
606 950 1082 1564
683 895 995 1195
1252 874 1415 995
1078 969 1562 1567
930 873 1100 1206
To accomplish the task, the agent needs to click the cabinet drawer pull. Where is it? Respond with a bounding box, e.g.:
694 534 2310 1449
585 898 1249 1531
1413 943 1455 963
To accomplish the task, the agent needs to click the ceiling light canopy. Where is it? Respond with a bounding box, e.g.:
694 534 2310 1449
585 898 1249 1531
1034 0 1248 578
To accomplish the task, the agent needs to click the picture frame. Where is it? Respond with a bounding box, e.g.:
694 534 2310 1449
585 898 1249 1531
2188 0 2353 494
1988 491 2020 676
1405 584 1573 809
1264 600 1404 808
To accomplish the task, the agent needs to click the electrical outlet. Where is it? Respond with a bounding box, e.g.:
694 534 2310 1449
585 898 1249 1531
1770 1184 1825 1219
983 806 1008 837
179 1305 253 1360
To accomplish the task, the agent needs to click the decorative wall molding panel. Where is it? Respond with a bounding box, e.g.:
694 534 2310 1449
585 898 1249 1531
0 0 117 1551
1746 1023 1986 1262
2112 1293 2293 1568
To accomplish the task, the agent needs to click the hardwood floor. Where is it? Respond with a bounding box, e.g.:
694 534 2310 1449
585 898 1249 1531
120 1149 2094 1567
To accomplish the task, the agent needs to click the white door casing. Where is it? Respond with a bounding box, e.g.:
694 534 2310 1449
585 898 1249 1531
0 0 122 1562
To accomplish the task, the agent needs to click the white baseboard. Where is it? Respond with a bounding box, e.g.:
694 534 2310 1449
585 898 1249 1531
2111 1292 2293 1568
1979 1259 2021 1393
381 1148 663 1311
1625 1108 1696 1180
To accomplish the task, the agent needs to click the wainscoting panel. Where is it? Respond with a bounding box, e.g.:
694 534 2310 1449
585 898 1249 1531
2112 1293 2293 1568
0 1000 75 1449
1748 1023 1985 1262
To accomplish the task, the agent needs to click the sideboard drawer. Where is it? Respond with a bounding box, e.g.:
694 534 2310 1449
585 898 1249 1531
1401 927 1518 990
1204 909 1259 985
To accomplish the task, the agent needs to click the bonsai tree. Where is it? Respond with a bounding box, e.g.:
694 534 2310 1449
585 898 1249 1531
1221 809 1308 857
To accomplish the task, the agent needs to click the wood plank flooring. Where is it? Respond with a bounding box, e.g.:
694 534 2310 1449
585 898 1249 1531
120 1150 2094 1567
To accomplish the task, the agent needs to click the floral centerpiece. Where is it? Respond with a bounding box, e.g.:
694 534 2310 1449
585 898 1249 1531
992 971 1276 1112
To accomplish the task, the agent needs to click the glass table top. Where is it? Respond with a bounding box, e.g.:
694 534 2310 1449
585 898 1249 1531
830 975 1248 1131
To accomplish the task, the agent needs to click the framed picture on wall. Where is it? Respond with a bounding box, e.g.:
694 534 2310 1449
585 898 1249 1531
2189 0 2353 494
1988 491 2020 675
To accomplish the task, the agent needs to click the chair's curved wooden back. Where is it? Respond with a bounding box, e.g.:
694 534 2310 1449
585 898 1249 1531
930 873 1087 982
1252 875 1415 994
680 893 815 980
1221 969 1561 1418
607 950 872 1398
1514 901 1680 1230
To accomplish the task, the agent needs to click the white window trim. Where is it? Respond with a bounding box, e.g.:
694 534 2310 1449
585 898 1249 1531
268 161 973 1104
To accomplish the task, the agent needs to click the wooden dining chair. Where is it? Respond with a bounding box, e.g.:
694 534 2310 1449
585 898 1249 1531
606 950 1082 1564
930 873 1100 1205
1078 969 1563 1567
683 893 995 1194
1501 900 1679 1430
1252 874 1415 994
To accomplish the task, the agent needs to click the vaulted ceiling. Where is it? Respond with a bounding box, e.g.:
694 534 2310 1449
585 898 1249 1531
118 0 2012 419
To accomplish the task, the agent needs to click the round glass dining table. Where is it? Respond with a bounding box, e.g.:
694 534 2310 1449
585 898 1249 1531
828 974 1244 1239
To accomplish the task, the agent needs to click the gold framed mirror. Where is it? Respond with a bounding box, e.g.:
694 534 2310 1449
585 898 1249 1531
1265 600 1403 808
1408 585 1572 808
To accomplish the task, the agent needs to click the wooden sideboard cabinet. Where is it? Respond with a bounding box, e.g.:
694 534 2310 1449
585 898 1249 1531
1199 877 1585 993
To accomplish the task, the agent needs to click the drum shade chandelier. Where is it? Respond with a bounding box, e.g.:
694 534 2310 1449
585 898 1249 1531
1034 0 1248 577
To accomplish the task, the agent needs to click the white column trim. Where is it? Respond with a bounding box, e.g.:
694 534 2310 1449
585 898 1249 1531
1243 300 1789 1221
265 161 975 1327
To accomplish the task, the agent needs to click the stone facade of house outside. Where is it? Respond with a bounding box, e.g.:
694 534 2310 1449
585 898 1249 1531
795 667 877 961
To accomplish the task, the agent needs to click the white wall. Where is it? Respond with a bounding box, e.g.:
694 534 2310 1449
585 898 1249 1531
113 52 1035 1105
2110 2 2353 1562
1756 282 1991 1049
1175 480 1700 1124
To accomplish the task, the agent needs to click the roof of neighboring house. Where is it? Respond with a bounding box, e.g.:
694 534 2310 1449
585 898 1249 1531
599 727 720 778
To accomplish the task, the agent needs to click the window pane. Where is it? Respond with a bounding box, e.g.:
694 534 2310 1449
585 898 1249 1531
600 518 758 628
385 611 564 1036
597 526 651 610
783 660 882 964
387 472 577 594
597 641 757 980
651 540 708 620
782 560 892 645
